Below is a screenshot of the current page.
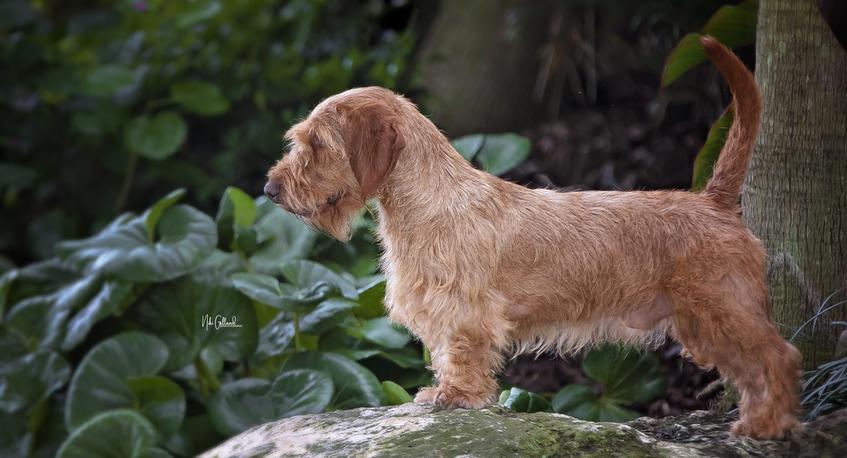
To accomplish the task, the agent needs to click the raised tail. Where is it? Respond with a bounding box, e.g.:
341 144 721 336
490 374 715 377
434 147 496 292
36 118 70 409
700 35 762 209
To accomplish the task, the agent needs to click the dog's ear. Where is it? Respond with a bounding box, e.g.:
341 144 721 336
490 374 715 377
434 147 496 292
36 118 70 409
342 102 405 200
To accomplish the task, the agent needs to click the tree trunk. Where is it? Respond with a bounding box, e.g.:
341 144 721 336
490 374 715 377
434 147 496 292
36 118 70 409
743 0 847 369
415 0 552 136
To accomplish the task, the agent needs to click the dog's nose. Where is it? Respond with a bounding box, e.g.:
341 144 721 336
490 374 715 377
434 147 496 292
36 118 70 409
264 181 281 202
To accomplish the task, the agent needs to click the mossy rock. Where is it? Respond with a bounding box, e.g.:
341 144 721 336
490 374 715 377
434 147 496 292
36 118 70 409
199 404 847 457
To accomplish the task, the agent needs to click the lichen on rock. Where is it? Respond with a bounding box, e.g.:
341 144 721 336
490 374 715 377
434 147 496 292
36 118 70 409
199 404 847 458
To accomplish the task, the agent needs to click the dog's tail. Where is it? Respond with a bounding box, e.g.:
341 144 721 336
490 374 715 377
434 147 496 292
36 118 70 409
700 35 762 209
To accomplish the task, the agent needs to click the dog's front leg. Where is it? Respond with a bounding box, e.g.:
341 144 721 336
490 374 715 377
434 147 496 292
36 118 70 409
414 321 503 409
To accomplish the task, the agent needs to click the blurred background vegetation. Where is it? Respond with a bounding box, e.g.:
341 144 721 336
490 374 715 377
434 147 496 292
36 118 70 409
3 1 845 457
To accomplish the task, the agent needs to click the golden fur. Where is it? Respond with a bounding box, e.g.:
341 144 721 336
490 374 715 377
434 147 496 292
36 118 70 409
264 37 801 439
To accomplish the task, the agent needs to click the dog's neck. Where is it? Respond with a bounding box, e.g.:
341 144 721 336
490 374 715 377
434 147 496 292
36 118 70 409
375 118 493 230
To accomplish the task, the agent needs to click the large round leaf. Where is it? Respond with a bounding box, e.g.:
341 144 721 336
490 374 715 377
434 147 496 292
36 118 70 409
61 280 132 351
475 133 531 176
281 260 358 300
250 198 318 275
208 370 332 436
582 346 666 404
57 410 159 458
0 351 70 413
451 134 484 160
258 299 356 357
126 376 186 439
163 414 223 457
207 378 272 437
357 317 410 349
283 351 384 409
58 204 216 283
130 276 257 372
269 369 333 418
124 111 187 160
170 80 230 116
65 332 183 437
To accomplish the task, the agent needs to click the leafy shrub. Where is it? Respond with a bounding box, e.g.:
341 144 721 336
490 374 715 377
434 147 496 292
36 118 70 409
499 345 666 422
0 188 427 457
1 0 415 261
0 133 531 456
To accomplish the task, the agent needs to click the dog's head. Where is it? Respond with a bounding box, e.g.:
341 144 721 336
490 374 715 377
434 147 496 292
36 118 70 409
264 87 406 241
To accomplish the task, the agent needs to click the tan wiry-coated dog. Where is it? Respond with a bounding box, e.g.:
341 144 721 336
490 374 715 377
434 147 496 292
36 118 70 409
264 37 801 439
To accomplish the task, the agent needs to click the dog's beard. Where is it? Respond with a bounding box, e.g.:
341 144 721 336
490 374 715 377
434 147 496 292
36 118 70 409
299 205 356 242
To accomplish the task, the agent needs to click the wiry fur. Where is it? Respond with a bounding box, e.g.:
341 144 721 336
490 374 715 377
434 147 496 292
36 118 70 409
265 36 801 439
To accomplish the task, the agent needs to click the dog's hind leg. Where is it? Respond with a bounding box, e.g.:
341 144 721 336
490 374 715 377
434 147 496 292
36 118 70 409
670 273 801 439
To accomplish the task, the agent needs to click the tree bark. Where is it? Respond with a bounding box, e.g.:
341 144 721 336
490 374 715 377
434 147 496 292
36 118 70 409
743 0 847 369
415 0 552 137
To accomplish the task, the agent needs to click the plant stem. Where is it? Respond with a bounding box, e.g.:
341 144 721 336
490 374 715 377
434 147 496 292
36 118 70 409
293 311 302 351
195 356 221 395
114 153 139 214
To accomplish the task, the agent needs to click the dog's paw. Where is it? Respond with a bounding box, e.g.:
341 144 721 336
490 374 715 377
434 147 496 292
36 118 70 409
731 417 802 440
415 386 492 409
414 386 439 404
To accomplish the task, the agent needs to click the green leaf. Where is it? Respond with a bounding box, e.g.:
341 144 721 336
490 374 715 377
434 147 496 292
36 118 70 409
250 198 318 275
65 332 177 433
57 410 159 458
283 351 385 409
499 387 551 413
130 276 257 372
170 80 230 116
163 415 222 458
6 274 102 350
83 65 138 98
59 204 216 283
661 1 757 87
381 381 412 405
61 280 132 351
231 273 287 308
269 370 333 418
476 134 531 175
126 375 186 439
125 111 187 160
661 34 705 88
551 384 599 419
354 278 386 319
0 352 70 413
282 260 358 300
208 369 332 437
451 134 484 161
258 299 356 357
216 186 258 249
357 317 410 349
691 106 734 191
207 378 272 436
144 188 187 240
582 346 666 405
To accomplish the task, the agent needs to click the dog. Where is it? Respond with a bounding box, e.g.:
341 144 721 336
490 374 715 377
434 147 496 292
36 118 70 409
264 36 801 439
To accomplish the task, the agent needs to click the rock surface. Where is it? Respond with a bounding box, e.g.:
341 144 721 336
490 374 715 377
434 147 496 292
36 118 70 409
199 404 847 458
